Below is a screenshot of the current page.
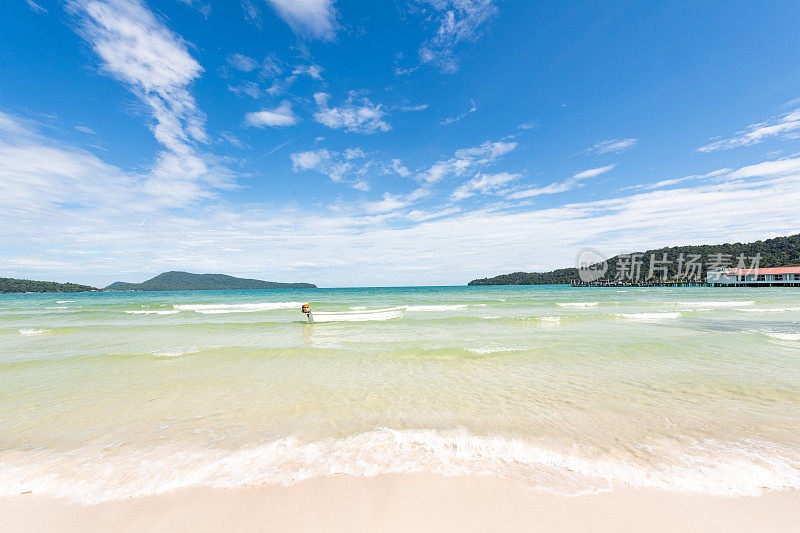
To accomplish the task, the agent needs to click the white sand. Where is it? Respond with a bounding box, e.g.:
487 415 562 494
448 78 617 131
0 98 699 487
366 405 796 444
2 474 799 532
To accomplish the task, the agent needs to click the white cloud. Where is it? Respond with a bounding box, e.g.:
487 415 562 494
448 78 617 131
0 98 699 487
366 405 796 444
265 0 337 40
398 104 429 112
0 111 35 137
4 113 800 288
240 0 260 26
313 92 391 134
572 165 615 180
219 131 246 149
26 0 47 14
623 168 730 192
452 172 519 200
245 101 298 128
228 81 262 99
508 165 615 200
227 53 259 72
417 0 498 73
292 64 323 79
698 109 800 152
74 125 96 134
70 0 207 151
392 159 411 177
290 147 369 189
584 138 638 154
728 157 800 178
440 99 477 125
420 140 517 183
176 0 211 18
68 0 233 206
363 193 409 213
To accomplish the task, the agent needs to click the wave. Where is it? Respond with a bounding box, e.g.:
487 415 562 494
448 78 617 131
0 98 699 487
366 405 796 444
402 305 468 311
538 316 561 322
2 428 797 504
18 328 51 336
737 307 800 313
556 302 598 308
463 345 519 354
349 306 367 310
173 302 305 314
125 310 180 315
760 331 800 341
56 300 76 304
614 312 681 322
45 306 69 310
151 347 201 357
673 301 754 308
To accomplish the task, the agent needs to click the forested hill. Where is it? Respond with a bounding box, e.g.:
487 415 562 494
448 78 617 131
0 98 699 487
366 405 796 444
0 277 98 294
104 271 317 291
468 234 800 285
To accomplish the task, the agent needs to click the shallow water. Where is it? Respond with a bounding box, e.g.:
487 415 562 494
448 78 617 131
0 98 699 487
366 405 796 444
1 286 799 502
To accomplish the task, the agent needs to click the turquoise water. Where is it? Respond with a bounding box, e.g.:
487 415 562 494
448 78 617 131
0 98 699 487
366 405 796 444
1 286 799 502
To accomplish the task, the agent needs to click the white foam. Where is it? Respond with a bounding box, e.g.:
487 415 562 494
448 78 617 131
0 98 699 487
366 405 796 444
349 306 367 310
538 316 561 322
761 332 800 341
402 305 468 311
152 348 201 357
125 310 180 315
19 328 51 336
463 346 517 354
56 300 76 304
45 306 69 310
556 302 598 308
614 312 681 322
674 301 754 308
737 307 800 313
1 429 797 504
174 301 305 314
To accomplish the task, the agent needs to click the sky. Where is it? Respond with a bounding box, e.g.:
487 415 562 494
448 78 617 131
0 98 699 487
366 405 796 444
2 0 800 287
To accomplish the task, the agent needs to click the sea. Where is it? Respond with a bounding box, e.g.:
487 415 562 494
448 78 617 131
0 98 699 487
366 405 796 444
1 285 799 503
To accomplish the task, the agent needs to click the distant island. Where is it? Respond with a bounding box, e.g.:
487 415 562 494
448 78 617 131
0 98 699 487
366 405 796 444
1 271 316 294
104 271 317 291
469 234 800 285
1 277 98 294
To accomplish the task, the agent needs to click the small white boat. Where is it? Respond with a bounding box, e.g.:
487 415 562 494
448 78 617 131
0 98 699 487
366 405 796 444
302 306 404 323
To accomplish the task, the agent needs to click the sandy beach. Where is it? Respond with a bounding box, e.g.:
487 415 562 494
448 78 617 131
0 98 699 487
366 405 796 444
2 474 799 532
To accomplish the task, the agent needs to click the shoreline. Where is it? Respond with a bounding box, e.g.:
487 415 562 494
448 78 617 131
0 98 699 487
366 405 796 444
2 474 799 532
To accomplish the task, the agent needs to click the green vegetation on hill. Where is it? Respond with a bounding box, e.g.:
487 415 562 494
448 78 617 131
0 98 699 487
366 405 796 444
468 234 800 285
104 271 317 291
0 277 97 294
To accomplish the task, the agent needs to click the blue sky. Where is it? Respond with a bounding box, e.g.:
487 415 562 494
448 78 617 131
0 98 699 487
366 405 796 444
3 0 800 287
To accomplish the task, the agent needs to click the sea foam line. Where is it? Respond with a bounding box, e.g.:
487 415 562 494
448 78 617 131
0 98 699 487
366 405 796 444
759 331 800 341
614 312 681 322
18 328 51 336
1 428 798 504
672 301 755 308
556 302 598 308
737 307 800 313
173 301 305 314
402 304 468 311
125 310 180 315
